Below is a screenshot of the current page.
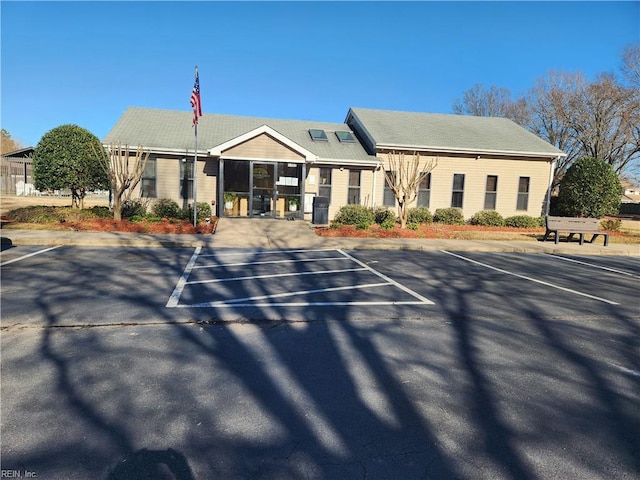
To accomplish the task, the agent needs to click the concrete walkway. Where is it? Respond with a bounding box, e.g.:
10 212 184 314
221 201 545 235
1 218 638 255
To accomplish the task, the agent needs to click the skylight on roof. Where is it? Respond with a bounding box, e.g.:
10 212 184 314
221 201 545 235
309 129 328 141
335 131 355 143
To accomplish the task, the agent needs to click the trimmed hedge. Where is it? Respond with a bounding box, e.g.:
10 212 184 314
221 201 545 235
433 208 465 225
332 205 375 227
121 199 147 219
152 198 182 219
504 215 544 228
407 207 433 224
184 202 213 224
469 210 505 227
374 207 396 225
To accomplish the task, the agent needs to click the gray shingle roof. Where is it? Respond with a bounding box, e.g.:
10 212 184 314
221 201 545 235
104 107 377 164
347 108 566 158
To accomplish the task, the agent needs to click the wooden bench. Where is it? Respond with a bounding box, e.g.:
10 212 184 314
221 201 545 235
542 216 609 246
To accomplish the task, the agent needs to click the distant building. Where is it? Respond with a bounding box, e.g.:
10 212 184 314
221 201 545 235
1 147 34 195
621 180 640 204
104 107 566 221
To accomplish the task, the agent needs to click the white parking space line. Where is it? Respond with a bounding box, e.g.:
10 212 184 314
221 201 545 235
166 248 435 308
442 250 620 305
0 246 61 266
338 249 435 305
547 254 640 278
166 246 201 307
192 256 348 269
188 267 367 285
198 248 336 258
186 282 394 308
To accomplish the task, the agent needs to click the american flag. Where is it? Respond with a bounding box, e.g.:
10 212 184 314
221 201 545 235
190 68 202 126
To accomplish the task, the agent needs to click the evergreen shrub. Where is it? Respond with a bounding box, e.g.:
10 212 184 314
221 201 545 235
433 208 465 225
504 215 542 228
152 199 181 219
332 205 375 227
469 210 505 227
407 207 433 224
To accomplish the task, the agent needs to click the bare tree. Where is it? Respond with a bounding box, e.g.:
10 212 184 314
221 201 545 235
621 43 640 88
525 71 584 188
562 73 639 176
101 142 150 221
383 151 437 229
453 65 640 185
452 84 530 125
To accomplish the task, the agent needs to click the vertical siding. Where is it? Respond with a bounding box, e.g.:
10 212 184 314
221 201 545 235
223 134 305 161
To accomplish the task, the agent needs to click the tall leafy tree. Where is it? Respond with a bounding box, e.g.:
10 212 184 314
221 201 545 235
33 125 108 208
557 157 621 218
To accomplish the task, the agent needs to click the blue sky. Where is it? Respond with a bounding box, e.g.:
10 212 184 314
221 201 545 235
2 1 638 147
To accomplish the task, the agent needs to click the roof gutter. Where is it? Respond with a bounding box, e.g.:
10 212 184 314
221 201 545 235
376 143 567 160
101 144 210 157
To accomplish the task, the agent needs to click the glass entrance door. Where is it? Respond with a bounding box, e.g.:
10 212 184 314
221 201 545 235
252 163 275 217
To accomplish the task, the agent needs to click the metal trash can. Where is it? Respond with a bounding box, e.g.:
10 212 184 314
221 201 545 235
312 196 329 225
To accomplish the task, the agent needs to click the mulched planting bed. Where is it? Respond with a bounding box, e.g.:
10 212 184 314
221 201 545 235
315 224 545 240
2 218 217 234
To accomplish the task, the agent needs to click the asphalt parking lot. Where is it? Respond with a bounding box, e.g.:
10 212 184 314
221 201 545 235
1 245 639 479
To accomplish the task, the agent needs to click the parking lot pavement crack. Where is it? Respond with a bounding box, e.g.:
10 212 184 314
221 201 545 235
0 320 205 331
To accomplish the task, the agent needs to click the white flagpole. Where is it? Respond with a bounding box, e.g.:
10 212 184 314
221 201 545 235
193 122 198 227
192 65 199 227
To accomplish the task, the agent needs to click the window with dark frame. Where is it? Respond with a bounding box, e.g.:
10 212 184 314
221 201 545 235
180 159 194 200
417 172 431 208
484 175 498 210
141 158 156 198
517 176 530 210
318 167 332 201
348 169 361 205
383 170 396 206
451 173 465 208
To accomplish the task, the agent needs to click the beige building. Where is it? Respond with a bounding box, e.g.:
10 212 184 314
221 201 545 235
104 107 566 221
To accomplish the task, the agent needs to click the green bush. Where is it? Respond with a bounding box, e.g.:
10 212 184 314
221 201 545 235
374 207 396 225
380 218 396 229
333 205 375 226
504 215 542 228
183 202 213 224
121 199 147 219
469 210 505 227
557 157 621 218
407 222 419 230
407 207 433 224
152 198 181 219
600 218 621 231
433 208 465 225
89 206 112 218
